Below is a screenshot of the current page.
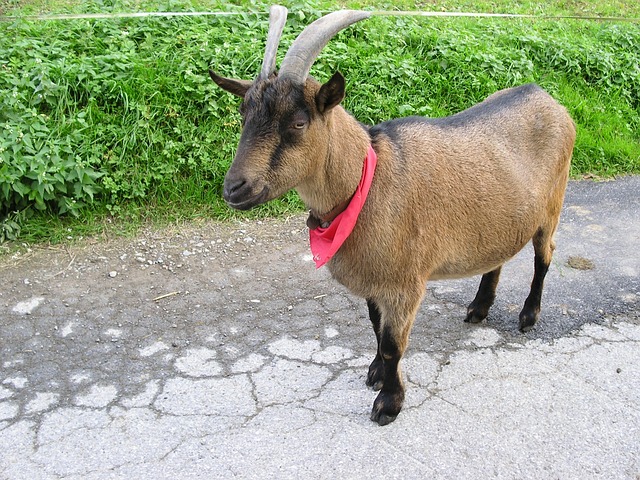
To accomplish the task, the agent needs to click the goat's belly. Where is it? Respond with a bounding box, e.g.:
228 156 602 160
429 238 530 280
429 260 508 280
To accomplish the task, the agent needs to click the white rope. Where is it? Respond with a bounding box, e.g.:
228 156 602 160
0 9 638 23
369 10 640 22
0 11 237 21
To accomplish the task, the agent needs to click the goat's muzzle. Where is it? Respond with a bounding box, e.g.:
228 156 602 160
223 174 269 211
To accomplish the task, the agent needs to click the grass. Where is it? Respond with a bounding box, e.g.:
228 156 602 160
0 0 639 246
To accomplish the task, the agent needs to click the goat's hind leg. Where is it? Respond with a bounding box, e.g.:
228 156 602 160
365 299 384 390
465 267 502 324
519 227 555 332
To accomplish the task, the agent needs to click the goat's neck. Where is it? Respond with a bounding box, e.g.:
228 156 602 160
296 107 370 215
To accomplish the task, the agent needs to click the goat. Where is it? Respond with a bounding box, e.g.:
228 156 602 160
209 6 576 425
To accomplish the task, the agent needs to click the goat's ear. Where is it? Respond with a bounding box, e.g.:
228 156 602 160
316 71 345 113
209 70 252 98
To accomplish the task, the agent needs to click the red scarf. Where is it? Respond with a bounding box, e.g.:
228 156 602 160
309 145 377 268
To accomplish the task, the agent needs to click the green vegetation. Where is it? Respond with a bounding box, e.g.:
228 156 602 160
1 0 639 244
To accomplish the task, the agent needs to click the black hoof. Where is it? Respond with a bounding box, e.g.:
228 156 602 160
370 390 404 426
519 308 539 332
464 299 492 324
464 307 488 324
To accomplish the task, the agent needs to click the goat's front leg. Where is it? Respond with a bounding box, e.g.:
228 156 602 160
369 290 423 426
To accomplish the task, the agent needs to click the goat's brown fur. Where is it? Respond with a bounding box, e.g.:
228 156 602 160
211 16 575 425
332 85 574 291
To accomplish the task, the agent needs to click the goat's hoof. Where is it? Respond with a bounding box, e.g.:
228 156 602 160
370 390 404 426
518 308 539 332
366 359 384 390
464 302 490 324
464 308 487 324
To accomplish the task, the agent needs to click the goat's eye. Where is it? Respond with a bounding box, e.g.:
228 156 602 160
289 116 308 130
285 113 309 135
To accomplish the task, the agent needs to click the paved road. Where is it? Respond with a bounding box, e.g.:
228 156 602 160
1 177 639 479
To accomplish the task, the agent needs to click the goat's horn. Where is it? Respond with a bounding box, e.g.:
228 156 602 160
279 9 370 84
259 5 288 79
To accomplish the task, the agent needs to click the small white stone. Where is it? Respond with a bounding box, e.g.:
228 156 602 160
60 323 73 337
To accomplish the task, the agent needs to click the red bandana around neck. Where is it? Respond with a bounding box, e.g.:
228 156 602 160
309 145 377 268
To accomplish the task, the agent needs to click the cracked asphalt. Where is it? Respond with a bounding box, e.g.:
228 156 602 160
1 176 639 479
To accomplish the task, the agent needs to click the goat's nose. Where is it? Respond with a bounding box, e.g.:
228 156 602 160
223 177 250 203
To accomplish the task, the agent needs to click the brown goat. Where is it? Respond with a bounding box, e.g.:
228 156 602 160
210 6 576 425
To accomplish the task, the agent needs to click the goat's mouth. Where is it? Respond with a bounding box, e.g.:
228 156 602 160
224 185 270 210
